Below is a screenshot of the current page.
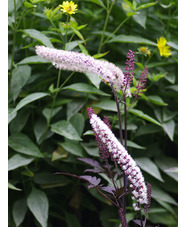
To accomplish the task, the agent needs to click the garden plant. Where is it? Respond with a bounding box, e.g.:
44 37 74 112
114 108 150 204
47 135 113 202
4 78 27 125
8 0 178 226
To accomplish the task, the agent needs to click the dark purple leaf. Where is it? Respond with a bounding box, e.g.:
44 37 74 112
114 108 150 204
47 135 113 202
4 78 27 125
78 158 102 168
55 173 101 188
84 168 103 173
79 175 101 187
100 186 115 195
133 219 145 226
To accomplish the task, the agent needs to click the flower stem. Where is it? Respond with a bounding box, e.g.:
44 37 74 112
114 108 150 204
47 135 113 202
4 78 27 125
102 17 129 46
111 85 123 145
97 0 115 54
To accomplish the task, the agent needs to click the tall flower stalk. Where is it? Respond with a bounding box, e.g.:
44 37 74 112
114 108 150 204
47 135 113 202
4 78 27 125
36 46 151 226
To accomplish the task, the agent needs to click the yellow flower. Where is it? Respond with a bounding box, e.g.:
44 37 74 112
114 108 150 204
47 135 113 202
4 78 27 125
147 50 151 57
140 46 148 53
137 46 151 57
157 37 172 58
59 1 78 15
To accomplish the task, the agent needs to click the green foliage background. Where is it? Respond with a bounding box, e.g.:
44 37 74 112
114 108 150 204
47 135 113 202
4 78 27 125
8 0 178 226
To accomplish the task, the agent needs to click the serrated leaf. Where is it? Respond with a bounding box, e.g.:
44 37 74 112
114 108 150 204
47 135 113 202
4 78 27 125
9 133 43 157
8 154 34 171
62 83 110 96
10 65 31 101
79 175 101 188
21 29 53 48
135 157 164 182
129 109 161 126
51 120 82 141
27 188 49 227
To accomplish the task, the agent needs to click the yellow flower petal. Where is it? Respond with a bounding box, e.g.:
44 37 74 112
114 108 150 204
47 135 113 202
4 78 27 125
60 1 78 15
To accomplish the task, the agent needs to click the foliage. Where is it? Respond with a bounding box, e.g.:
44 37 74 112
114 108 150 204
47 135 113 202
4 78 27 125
8 0 178 226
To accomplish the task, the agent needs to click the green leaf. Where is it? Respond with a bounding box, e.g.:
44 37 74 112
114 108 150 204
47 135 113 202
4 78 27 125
155 157 178 181
59 141 84 157
17 56 50 65
92 99 122 112
133 11 147 28
62 83 110 96
13 199 27 227
93 51 109 59
135 1 158 10
8 154 34 171
65 212 81 227
151 184 177 205
128 109 161 126
81 142 99 157
135 157 164 182
8 182 22 191
10 108 30 133
165 72 176 84
9 133 43 157
108 35 156 46
70 113 85 136
84 72 102 89
33 172 71 186
51 120 82 141
21 29 54 48
89 0 106 9
10 65 31 101
162 119 175 141
14 92 49 112
127 140 145 149
135 124 161 137
66 100 84 121
146 95 168 106
42 106 62 124
71 27 86 45
33 117 53 144
149 212 177 225
27 188 49 227
8 107 17 124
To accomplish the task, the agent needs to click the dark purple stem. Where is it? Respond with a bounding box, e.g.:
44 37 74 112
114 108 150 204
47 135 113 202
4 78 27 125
111 84 123 145
95 186 119 207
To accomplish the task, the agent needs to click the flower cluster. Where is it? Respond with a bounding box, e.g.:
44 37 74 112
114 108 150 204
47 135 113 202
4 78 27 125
157 37 171 58
134 66 148 97
59 1 78 15
88 107 148 210
123 50 135 96
35 45 127 92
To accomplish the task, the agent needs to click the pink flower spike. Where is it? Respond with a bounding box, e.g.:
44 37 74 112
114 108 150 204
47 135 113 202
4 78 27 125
88 108 148 209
